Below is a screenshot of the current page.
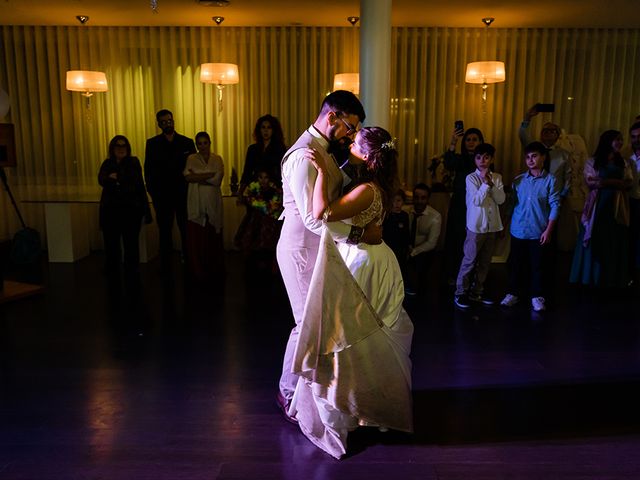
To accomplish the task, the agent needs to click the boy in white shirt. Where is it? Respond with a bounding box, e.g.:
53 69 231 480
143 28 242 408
454 143 505 309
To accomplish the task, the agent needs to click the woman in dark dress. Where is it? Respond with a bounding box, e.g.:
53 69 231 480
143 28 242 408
443 127 484 283
570 130 632 288
238 114 287 198
98 135 151 278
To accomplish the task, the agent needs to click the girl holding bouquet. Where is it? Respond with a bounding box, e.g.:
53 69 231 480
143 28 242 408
234 170 283 271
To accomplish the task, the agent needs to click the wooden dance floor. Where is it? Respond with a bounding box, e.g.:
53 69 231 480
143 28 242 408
1 252 640 479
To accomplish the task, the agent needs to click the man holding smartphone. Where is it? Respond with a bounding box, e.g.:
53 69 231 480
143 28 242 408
518 104 572 199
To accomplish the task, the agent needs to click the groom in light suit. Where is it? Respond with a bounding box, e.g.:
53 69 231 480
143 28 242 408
276 91 377 420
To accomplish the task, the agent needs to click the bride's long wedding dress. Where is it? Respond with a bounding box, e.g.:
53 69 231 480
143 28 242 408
290 184 414 459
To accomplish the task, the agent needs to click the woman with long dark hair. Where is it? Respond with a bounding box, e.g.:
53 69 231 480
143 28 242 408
98 135 150 279
570 129 632 287
238 114 286 197
289 127 413 459
443 126 485 283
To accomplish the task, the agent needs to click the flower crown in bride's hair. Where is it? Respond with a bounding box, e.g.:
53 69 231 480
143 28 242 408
380 139 397 151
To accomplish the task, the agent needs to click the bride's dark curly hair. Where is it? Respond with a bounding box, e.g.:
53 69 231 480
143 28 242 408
357 127 399 210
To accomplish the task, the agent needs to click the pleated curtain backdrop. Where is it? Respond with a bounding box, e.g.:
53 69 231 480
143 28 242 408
0 25 639 241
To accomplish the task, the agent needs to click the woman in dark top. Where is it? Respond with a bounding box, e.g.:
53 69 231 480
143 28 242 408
98 135 150 277
238 115 287 198
443 126 484 283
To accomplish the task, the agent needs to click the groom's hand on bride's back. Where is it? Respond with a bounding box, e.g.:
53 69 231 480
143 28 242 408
362 222 383 245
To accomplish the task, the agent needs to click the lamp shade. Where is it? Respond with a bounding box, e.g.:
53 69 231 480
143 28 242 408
333 73 359 94
66 70 108 93
465 61 506 84
200 63 239 84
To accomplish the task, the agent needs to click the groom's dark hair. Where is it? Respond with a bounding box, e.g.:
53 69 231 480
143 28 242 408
413 183 431 196
319 90 366 122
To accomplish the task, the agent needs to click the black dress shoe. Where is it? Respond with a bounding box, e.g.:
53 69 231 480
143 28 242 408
276 392 298 424
454 295 471 309
469 293 495 306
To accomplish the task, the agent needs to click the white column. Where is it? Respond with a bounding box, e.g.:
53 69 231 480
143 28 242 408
44 203 90 263
360 0 392 129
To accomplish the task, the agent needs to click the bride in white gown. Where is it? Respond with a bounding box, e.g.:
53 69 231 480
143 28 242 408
289 127 414 459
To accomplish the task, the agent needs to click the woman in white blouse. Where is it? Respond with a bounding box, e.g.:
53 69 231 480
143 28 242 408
183 131 225 279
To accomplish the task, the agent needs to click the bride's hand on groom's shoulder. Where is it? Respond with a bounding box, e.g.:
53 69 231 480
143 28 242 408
304 148 327 173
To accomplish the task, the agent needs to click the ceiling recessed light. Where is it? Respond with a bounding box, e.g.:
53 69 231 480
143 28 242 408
197 0 230 6
481 17 495 27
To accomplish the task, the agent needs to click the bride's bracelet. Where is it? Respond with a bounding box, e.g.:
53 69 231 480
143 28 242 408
322 206 332 223
347 225 364 245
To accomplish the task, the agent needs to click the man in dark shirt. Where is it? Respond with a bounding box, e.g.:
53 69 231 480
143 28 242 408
144 109 196 269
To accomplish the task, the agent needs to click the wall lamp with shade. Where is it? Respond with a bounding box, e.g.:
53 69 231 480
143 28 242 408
465 61 505 102
333 73 359 95
465 17 505 107
200 63 239 112
66 70 108 108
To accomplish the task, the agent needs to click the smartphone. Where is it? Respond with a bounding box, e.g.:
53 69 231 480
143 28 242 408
535 103 555 113
454 120 464 132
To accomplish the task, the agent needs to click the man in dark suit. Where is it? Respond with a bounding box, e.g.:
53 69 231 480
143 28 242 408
144 109 196 269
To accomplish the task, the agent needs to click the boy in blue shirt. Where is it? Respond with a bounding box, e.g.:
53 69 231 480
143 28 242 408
501 141 561 312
